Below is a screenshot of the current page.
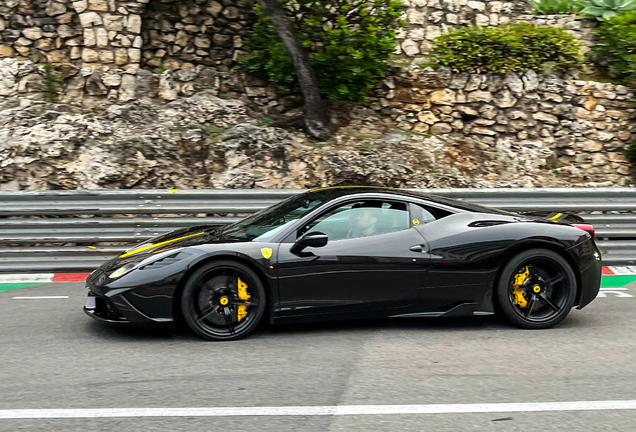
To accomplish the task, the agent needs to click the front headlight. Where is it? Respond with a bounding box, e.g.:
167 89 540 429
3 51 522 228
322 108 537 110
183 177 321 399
109 263 136 279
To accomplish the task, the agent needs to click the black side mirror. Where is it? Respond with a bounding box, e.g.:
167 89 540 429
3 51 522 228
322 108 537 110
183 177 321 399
295 231 328 249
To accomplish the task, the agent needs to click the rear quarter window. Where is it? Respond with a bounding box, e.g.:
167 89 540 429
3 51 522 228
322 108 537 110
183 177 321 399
410 203 452 226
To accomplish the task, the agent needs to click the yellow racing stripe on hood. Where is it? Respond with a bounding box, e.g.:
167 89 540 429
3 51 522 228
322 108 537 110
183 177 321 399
119 232 205 258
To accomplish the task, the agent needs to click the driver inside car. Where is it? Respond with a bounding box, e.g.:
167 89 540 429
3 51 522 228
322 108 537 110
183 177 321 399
347 202 381 239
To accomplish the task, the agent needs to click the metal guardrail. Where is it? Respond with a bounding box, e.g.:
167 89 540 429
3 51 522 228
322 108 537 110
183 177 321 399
1 188 636 272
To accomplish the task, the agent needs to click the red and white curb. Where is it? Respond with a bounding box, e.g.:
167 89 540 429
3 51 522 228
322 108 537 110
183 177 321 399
603 266 636 275
0 273 91 284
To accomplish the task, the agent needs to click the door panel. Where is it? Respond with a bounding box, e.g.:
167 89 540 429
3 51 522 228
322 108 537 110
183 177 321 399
413 215 499 313
275 228 430 317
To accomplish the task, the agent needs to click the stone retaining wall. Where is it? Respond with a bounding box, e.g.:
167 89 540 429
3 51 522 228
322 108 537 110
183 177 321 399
0 0 81 64
395 1 597 58
515 13 596 53
366 67 634 184
0 56 291 108
0 0 255 71
71 0 146 69
0 0 147 68
140 0 255 72
396 0 530 57
1 1 600 70
1 57 633 185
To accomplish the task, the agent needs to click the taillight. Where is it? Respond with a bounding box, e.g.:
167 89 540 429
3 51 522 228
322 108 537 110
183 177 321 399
572 223 595 239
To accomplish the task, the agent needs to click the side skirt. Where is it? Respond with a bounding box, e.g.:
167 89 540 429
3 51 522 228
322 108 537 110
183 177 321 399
388 302 493 318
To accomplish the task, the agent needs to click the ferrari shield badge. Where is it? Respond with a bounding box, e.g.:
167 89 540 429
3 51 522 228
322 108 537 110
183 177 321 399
261 248 273 259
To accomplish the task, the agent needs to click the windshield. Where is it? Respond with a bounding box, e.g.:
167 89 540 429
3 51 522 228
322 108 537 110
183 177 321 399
220 192 329 241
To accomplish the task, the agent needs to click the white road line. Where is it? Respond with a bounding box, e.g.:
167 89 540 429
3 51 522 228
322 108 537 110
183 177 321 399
1 400 636 419
11 296 69 300
0 274 54 284
596 288 633 298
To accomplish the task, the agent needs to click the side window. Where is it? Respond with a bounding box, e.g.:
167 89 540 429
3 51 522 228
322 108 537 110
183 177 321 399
410 203 452 226
299 200 410 241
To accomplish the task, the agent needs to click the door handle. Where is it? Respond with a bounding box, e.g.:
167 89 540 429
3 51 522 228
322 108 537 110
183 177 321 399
410 245 427 253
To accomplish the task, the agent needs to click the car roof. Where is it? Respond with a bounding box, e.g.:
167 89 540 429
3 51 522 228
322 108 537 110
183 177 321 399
307 186 512 215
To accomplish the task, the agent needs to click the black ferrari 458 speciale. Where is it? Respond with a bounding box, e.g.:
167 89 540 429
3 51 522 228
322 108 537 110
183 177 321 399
85 187 602 340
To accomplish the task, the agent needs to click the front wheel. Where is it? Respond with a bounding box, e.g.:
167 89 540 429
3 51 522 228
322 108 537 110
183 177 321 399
496 249 577 329
182 260 266 341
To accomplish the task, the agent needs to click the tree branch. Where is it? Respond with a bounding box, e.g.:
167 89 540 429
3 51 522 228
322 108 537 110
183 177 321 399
256 0 331 139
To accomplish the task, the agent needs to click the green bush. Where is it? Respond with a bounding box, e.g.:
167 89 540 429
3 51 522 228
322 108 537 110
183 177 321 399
430 23 584 73
240 0 405 102
591 11 636 82
579 0 636 20
531 0 582 14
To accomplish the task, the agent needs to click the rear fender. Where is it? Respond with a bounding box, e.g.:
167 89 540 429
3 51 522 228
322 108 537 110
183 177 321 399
493 240 583 307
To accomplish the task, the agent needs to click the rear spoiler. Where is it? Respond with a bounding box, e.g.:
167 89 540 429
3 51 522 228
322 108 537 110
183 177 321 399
519 211 585 224
519 211 594 238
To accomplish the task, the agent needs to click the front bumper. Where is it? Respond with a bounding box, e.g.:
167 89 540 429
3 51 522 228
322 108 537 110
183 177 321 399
84 269 175 328
84 291 129 324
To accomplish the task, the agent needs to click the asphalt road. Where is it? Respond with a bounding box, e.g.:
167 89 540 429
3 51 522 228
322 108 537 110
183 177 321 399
0 282 635 431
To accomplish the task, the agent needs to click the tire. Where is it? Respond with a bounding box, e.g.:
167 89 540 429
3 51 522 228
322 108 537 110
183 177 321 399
495 248 577 330
181 260 266 341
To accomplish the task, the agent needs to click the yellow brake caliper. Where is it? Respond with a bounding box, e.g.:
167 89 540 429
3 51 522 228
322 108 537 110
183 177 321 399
511 266 529 308
236 277 251 322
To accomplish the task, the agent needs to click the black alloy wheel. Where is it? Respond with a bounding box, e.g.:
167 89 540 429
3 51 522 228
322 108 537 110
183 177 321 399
496 249 577 329
182 260 266 341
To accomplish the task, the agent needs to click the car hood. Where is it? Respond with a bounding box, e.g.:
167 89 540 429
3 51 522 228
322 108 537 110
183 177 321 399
102 225 238 272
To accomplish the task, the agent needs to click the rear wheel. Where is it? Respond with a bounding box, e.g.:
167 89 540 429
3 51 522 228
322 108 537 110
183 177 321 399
496 249 577 329
182 260 266 341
